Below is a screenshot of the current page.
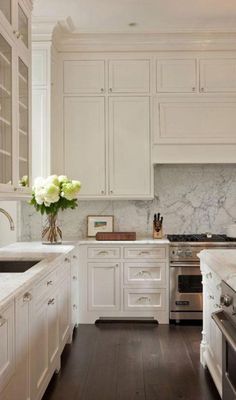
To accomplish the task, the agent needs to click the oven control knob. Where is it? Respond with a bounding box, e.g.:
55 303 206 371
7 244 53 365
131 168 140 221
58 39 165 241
177 249 184 256
220 294 232 307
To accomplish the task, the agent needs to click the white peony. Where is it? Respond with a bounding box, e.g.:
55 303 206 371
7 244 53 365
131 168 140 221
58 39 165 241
58 175 69 183
43 183 60 204
45 175 60 187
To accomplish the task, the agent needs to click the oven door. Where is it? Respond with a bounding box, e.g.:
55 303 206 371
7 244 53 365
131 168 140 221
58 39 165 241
170 264 203 312
212 311 236 400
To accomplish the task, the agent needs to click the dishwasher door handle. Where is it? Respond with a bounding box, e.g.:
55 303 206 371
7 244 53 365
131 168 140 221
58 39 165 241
212 310 236 352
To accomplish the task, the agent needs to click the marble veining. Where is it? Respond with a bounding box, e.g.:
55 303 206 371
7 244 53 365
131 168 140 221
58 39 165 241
20 165 236 240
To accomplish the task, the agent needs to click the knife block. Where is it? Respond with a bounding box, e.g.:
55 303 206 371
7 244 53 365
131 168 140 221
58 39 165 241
153 223 163 239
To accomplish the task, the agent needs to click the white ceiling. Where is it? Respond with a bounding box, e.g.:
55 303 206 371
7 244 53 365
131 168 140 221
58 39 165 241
33 0 236 33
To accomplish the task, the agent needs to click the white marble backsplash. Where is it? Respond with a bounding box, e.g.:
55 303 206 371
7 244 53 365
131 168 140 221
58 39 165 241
20 165 236 240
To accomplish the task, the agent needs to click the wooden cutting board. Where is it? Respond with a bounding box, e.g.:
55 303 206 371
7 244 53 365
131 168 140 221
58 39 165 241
96 232 136 241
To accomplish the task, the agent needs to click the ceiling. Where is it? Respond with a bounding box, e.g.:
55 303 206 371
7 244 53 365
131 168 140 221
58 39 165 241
33 0 236 33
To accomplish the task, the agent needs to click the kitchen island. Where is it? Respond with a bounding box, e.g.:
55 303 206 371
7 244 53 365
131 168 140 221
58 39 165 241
199 249 236 399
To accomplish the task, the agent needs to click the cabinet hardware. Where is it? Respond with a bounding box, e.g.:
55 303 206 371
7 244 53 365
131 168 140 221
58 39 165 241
23 292 32 302
98 250 109 255
200 87 204 92
192 87 196 91
13 30 21 39
101 190 105 194
64 257 70 262
138 296 151 302
208 294 214 300
72 276 77 280
0 316 7 327
73 255 78 260
109 88 112 92
139 251 150 255
100 88 104 92
73 304 77 309
48 298 55 305
206 272 212 279
47 280 53 286
115 264 119 267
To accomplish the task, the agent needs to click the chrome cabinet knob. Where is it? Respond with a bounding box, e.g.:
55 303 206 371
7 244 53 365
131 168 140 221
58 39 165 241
23 292 32 302
220 294 232 307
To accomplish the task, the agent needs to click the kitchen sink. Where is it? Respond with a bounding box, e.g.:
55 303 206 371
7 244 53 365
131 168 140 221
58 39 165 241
0 260 41 273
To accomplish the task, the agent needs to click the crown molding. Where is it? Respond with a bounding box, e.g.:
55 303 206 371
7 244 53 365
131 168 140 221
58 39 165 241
56 31 236 52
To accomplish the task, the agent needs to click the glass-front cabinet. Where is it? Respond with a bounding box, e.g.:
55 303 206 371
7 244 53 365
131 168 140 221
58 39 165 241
0 32 12 188
0 0 31 196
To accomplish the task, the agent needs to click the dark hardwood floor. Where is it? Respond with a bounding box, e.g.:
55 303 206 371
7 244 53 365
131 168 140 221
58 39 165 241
43 323 221 400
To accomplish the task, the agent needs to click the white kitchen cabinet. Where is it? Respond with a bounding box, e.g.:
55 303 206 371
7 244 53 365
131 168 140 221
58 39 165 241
88 262 120 311
64 96 106 197
155 96 236 144
0 0 31 197
108 59 150 93
156 58 197 93
64 60 105 94
47 292 60 367
201 262 222 397
109 96 151 196
59 262 71 348
79 243 169 323
200 58 236 92
0 301 14 394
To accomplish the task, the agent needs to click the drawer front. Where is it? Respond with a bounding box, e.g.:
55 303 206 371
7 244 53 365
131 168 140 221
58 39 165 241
202 263 221 293
87 247 121 259
124 262 166 286
124 247 166 259
124 288 166 311
34 270 58 303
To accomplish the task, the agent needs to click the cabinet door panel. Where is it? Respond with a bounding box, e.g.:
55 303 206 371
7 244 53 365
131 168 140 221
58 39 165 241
0 302 14 393
157 59 197 92
48 294 59 365
109 96 150 196
109 60 150 93
59 271 70 345
0 0 11 24
64 60 105 94
88 262 120 310
200 59 236 92
64 97 106 196
157 97 236 144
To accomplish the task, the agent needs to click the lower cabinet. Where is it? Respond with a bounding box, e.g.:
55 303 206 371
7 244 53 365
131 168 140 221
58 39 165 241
201 262 222 397
0 301 15 395
79 243 169 324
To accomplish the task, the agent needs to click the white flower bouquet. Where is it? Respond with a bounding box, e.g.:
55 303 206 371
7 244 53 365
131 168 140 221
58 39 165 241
30 175 81 244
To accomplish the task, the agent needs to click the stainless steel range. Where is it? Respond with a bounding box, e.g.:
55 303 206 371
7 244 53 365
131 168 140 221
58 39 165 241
167 234 236 321
212 281 236 400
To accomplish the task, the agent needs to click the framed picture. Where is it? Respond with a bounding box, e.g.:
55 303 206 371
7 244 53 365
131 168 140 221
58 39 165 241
87 215 114 237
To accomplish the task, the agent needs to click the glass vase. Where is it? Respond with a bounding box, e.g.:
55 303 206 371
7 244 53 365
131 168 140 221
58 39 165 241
42 213 62 244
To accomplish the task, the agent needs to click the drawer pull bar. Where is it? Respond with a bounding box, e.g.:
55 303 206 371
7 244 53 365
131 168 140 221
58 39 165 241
0 316 7 327
23 292 32 302
48 298 55 305
138 296 151 303
139 251 150 255
98 251 109 255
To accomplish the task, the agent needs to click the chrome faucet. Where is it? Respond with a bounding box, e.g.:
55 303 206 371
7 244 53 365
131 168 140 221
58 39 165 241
0 208 15 231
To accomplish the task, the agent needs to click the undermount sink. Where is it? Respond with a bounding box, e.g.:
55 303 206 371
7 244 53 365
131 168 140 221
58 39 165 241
0 260 41 273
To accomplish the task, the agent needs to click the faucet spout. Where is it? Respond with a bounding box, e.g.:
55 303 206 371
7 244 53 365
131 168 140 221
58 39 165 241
0 208 15 231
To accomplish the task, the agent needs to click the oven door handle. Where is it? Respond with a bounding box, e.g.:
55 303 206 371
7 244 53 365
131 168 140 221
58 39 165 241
170 263 200 268
212 310 236 352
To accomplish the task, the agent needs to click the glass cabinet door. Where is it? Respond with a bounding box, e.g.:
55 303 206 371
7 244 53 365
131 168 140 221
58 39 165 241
0 0 11 24
18 57 29 187
18 3 28 48
0 34 12 186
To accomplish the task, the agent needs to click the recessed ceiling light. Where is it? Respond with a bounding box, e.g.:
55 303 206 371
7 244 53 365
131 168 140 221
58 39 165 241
129 22 137 27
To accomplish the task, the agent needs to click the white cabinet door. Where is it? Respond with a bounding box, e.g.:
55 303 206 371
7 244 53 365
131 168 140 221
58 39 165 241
64 60 105 94
200 59 236 92
109 96 151 196
108 60 150 93
47 292 60 366
59 269 71 346
0 302 14 394
71 255 79 327
31 299 49 400
64 97 106 197
157 96 236 144
156 59 197 93
88 262 120 311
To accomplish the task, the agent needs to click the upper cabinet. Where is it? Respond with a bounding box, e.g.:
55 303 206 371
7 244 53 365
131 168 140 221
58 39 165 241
108 60 150 93
0 0 31 196
200 59 236 92
64 60 105 94
156 59 197 93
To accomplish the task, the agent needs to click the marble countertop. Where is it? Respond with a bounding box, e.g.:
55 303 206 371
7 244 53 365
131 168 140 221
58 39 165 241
0 242 75 309
199 249 236 291
78 237 170 245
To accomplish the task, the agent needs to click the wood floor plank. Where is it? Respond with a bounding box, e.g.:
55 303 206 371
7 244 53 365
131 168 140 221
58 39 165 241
42 323 221 400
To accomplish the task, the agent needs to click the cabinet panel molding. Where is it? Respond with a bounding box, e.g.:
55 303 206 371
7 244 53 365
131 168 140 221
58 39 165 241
108 59 150 93
156 58 197 93
200 58 236 92
64 60 105 94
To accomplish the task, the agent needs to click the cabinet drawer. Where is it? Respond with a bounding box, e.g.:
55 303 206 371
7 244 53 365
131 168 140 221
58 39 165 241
124 288 166 311
124 262 166 286
34 270 58 302
87 247 121 259
124 247 166 259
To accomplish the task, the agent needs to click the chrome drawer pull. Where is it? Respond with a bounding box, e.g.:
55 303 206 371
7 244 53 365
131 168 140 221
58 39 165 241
73 255 78 260
0 316 7 327
139 251 150 255
138 296 151 303
48 298 55 305
23 292 32 302
98 250 109 255
64 257 70 262
47 280 53 286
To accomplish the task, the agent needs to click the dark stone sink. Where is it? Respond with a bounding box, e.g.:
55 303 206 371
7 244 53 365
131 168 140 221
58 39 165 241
0 260 41 273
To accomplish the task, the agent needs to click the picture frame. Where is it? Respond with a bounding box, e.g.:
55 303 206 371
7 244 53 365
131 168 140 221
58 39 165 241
87 215 114 237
